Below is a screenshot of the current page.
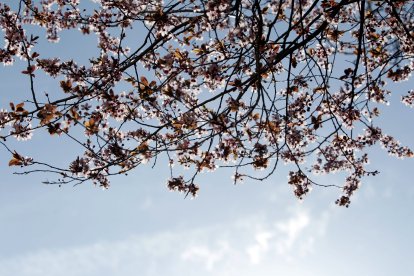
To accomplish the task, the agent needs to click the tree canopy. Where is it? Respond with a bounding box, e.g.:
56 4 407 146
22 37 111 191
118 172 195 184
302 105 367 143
0 0 413 206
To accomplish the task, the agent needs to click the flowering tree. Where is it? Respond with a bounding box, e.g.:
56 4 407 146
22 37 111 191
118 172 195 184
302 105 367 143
0 0 413 206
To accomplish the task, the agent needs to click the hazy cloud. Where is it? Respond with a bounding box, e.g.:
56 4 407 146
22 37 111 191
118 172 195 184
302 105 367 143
0 206 332 276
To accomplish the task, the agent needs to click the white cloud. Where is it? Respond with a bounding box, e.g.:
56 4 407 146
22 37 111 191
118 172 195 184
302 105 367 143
0 207 332 276
245 206 333 264
181 241 230 270
246 231 273 264
275 210 310 255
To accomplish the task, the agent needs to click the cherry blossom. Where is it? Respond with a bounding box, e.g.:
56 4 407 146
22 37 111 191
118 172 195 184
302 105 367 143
0 0 413 206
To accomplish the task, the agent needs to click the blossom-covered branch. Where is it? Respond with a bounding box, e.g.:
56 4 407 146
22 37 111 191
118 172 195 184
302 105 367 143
0 0 413 206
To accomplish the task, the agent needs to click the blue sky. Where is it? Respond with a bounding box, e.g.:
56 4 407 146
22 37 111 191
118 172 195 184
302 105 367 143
1 1 414 275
